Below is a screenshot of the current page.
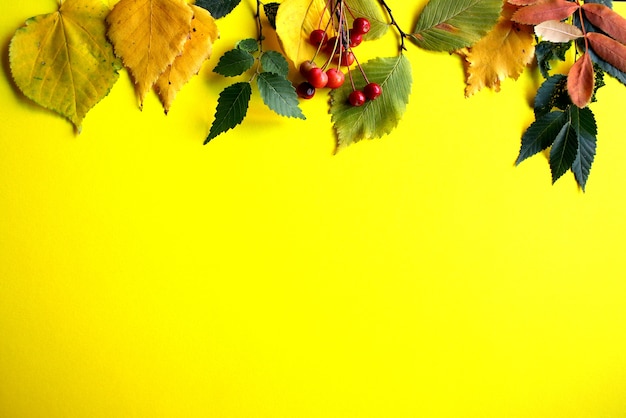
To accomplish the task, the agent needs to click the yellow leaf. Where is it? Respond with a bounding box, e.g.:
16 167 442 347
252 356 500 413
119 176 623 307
106 0 194 106
275 0 334 68
154 6 219 113
461 2 535 97
9 0 121 128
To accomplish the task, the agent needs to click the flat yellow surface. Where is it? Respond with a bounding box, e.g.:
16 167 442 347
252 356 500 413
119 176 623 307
2 1 626 417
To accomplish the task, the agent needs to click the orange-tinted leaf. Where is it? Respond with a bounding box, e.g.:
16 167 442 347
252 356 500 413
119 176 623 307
154 6 219 113
507 0 542 5
587 31 626 73
511 0 579 25
107 0 194 106
567 52 594 108
582 3 626 45
462 3 535 96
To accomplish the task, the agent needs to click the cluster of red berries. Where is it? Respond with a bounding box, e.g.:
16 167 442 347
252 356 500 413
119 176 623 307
295 9 382 107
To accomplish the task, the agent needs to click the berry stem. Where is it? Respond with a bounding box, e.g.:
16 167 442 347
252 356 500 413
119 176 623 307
378 0 409 52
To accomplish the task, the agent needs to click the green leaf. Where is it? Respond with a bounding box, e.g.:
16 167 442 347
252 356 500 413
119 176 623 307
412 0 502 51
263 2 280 30
516 110 567 165
535 41 571 78
205 82 252 143
195 0 242 19
236 38 259 53
534 74 569 118
550 111 579 183
213 49 255 77
343 0 389 40
256 72 305 119
260 51 289 77
330 55 412 150
570 107 598 191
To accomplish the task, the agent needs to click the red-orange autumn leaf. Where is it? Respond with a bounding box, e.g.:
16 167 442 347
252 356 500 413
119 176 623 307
511 0 579 25
507 0 541 5
582 3 626 45
587 32 626 73
461 3 535 96
567 52 594 108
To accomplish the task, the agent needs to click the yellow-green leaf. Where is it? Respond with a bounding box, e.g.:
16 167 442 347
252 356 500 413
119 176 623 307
9 0 121 128
154 6 219 113
107 0 194 106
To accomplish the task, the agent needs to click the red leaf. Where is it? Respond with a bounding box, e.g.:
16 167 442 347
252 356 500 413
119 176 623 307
587 32 626 73
582 3 626 45
508 0 543 5
511 0 580 25
567 52 594 108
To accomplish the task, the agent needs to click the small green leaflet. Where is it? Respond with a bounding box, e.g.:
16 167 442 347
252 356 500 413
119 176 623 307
257 72 305 119
535 41 571 78
205 82 252 143
330 55 412 150
570 107 597 191
236 38 259 53
534 74 569 117
213 49 255 77
195 0 242 19
260 51 289 77
550 120 579 184
412 0 502 51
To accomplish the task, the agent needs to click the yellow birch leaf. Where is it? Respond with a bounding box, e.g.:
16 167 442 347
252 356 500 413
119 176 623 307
461 2 535 97
154 6 219 113
275 0 334 68
106 0 194 106
9 0 121 128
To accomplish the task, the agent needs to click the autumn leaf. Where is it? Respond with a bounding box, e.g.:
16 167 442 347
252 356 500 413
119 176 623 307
534 20 583 43
107 0 194 106
9 0 121 128
154 6 219 113
582 3 626 44
586 32 626 73
330 55 412 150
412 0 503 52
567 52 594 108
460 3 535 97
511 0 580 25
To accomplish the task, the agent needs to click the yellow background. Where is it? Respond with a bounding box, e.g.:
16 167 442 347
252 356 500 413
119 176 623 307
2 1 626 417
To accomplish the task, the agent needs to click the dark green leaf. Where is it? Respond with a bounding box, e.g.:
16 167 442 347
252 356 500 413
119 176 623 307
205 82 252 143
412 0 502 51
195 0 242 19
534 74 569 117
263 2 280 30
213 49 255 77
237 38 259 53
260 51 289 77
330 55 412 150
256 72 305 119
516 110 567 165
550 112 579 183
535 41 571 79
570 107 598 191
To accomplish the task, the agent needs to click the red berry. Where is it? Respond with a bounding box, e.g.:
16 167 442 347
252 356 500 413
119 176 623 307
299 61 317 77
349 90 366 106
364 82 382 100
325 36 339 55
309 29 327 46
326 68 345 89
339 51 355 67
307 67 328 88
352 17 371 36
297 82 316 99
349 32 363 48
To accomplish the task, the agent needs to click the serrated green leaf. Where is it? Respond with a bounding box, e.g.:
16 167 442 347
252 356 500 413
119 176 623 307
256 72 305 119
263 2 280 30
412 0 502 51
195 0 241 19
260 51 289 77
570 107 598 191
535 41 571 78
330 55 412 150
237 38 259 53
516 110 567 165
213 49 255 77
343 0 389 40
205 82 252 143
534 74 569 117
550 113 579 183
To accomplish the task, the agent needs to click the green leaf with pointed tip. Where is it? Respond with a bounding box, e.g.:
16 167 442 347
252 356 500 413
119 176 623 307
213 49 255 77
9 0 121 128
516 110 567 165
570 107 597 191
412 0 502 51
256 72 305 119
534 74 569 118
260 51 289 77
237 38 259 53
330 55 412 150
195 0 241 19
205 82 252 143
550 110 579 183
